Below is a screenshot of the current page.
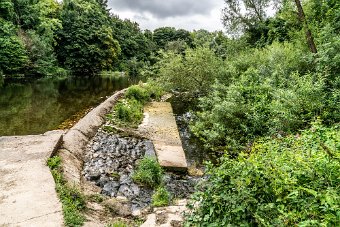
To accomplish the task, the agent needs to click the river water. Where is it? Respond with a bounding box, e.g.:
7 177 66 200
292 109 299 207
0 75 129 136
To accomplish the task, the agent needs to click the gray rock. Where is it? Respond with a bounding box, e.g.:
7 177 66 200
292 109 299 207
102 181 120 197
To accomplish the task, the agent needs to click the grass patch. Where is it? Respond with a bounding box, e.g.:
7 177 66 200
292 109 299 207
132 157 163 188
86 194 105 203
113 99 144 126
152 186 171 207
106 218 143 227
106 220 128 227
47 156 86 227
108 83 164 127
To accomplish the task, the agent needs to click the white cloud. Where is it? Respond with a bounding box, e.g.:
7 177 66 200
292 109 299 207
108 0 225 31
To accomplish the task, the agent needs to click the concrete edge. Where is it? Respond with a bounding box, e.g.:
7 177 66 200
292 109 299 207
57 89 127 185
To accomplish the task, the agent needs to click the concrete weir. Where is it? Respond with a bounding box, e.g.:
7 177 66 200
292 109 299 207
0 90 188 226
139 102 188 171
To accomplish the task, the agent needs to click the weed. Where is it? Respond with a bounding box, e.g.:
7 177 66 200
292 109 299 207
152 186 171 207
113 99 143 126
87 194 105 203
132 157 163 188
110 172 120 180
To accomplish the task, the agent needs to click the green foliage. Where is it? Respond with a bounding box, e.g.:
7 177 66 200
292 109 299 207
132 157 163 188
186 123 340 226
125 85 150 103
153 27 192 49
47 155 62 169
190 42 332 153
57 0 120 75
0 18 28 74
157 46 225 94
47 156 86 227
152 186 171 207
0 0 14 21
113 99 144 125
112 83 164 126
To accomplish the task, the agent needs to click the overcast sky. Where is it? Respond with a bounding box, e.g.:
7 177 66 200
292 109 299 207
107 0 225 32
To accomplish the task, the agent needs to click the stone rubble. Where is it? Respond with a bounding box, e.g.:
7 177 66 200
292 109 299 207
82 129 201 215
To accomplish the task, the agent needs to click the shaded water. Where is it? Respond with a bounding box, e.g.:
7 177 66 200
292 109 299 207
0 75 129 136
170 95 214 165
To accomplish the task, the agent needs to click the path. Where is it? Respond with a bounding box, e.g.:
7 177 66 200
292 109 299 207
0 130 64 227
139 102 188 171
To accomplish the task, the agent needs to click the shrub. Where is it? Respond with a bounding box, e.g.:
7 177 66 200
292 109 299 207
113 99 143 125
192 70 327 154
152 186 171 207
157 46 225 94
132 157 163 188
186 123 340 226
144 81 165 100
125 85 150 103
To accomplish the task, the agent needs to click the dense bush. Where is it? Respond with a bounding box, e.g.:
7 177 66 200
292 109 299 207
124 85 150 103
157 46 225 94
190 42 336 153
186 123 340 226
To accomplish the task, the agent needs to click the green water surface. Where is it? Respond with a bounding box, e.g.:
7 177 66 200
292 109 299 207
0 75 129 136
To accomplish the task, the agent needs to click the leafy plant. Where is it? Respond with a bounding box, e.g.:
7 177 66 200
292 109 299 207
186 123 340 226
152 186 171 207
132 157 163 188
113 99 143 126
125 85 150 103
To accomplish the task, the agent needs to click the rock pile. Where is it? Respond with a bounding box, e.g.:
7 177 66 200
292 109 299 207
83 129 200 214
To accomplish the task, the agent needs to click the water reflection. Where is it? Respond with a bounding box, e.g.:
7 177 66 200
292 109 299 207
0 75 129 136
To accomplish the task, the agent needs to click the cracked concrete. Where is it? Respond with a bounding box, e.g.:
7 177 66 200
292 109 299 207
0 130 64 226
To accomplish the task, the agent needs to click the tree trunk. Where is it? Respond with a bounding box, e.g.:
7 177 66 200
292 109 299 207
294 0 318 53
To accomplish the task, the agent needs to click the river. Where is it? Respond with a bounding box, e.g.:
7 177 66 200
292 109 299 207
0 75 130 136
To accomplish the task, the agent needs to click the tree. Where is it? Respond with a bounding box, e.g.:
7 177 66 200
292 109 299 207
222 0 273 36
57 0 120 75
153 27 192 49
294 0 317 53
0 2 28 75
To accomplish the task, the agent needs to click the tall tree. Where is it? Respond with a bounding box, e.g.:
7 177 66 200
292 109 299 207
57 0 120 75
294 0 317 53
0 1 28 75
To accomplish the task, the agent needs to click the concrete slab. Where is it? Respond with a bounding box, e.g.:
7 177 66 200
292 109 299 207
0 130 64 226
139 102 187 171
